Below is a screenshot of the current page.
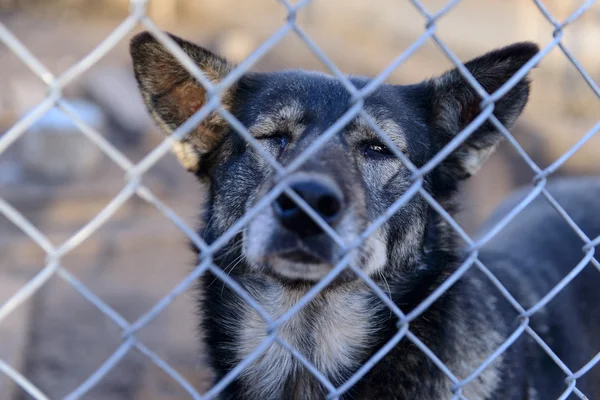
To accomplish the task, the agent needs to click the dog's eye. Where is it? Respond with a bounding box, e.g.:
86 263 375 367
258 132 288 153
362 142 393 158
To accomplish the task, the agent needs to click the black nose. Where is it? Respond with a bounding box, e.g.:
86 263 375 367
273 180 343 237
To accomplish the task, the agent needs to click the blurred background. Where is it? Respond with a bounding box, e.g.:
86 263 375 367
0 0 599 399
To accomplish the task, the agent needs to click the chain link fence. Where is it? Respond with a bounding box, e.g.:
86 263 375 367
1 0 600 399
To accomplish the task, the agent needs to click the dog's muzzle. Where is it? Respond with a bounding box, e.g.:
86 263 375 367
273 179 344 237
245 175 347 281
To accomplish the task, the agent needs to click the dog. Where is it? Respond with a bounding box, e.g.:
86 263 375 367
130 31 600 399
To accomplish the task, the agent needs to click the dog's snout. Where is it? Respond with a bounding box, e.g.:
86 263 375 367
274 179 343 237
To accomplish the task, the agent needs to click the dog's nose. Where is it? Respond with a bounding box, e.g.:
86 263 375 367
273 180 343 237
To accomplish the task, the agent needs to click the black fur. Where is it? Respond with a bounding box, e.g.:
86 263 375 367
130 32 600 399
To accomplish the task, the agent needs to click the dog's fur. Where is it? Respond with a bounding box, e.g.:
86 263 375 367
130 31 600 399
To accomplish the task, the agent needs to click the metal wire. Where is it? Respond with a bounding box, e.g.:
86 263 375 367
0 0 599 398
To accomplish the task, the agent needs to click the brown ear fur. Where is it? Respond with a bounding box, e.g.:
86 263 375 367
130 31 236 172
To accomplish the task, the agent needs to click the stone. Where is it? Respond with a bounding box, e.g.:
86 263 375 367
20 100 106 182
83 66 154 145
0 272 35 400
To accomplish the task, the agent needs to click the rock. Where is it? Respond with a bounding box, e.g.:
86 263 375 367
83 66 155 145
20 100 106 182
0 273 35 400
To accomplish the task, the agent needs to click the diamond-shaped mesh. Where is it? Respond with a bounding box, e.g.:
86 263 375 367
1 0 599 399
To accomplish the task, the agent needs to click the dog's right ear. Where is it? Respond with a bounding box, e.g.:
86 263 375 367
427 42 538 181
130 31 235 173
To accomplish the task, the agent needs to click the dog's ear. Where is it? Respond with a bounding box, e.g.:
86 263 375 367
130 31 235 173
428 42 539 180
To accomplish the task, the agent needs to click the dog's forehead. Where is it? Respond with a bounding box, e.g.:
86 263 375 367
245 70 410 135
255 70 354 109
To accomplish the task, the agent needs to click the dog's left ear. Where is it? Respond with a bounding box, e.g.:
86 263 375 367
130 31 235 173
428 42 539 180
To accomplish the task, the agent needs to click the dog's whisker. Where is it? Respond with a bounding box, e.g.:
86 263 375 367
206 252 245 289
206 237 244 289
220 254 248 297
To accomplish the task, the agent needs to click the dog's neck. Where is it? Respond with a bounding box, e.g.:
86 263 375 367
201 254 459 398
199 207 461 399
201 272 390 397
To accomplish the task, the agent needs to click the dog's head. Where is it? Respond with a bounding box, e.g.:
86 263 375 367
131 32 537 283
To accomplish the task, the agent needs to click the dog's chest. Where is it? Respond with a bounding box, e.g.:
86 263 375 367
234 284 377 399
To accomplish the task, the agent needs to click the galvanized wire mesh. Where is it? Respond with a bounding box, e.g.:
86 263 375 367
1 0 599 399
